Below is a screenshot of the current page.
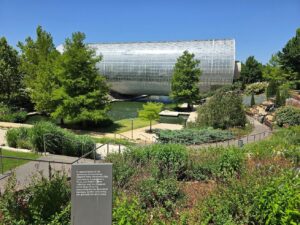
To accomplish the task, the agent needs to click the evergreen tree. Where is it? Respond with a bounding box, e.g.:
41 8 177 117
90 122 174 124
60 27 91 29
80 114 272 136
250 93 255 106
171 51 201 110
266 80 277 99
51 32 109 125
275 89 282 107
18 26 60 113
240 56 263 85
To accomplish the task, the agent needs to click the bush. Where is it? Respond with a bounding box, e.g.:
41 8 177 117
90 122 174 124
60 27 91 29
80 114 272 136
6 127 32 149
250 171 300 225
245 82 268 95
105 153 136 189
196 90 246 129
276 106 300 127
5 122 95 157
154 128 234 145
187 147 245 181
127 144 188 180
0 103 27 123
138 178 183 213
113 195 147 225
0 173 71 224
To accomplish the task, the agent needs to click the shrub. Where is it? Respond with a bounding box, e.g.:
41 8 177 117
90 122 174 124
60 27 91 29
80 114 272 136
266 80 278 99
113 195 147 225
196 90 246 129
245 82 268 95
148 144 188 180
276 106 300 127
250 171 300 225
105 153 136 189
0 173 71 224
187 147 245 181
0 103 27 123
6 127 32 149
5 122 95 157
154 128 234 145
138 178 183 213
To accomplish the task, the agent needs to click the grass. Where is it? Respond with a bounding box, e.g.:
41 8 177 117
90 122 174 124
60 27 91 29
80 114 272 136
97 118 158 134
91 137 136 146
0 149 40 173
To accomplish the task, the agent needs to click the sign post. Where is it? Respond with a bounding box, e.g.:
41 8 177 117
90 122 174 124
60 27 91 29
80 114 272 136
71 163 112 225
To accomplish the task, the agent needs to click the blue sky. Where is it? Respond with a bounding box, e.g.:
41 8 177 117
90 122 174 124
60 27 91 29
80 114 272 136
0 0 299 63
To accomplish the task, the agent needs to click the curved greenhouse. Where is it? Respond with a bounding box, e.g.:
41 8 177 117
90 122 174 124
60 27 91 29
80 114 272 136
90 39 237 95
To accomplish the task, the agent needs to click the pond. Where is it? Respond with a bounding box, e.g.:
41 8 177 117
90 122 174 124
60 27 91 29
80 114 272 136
108 101 187 125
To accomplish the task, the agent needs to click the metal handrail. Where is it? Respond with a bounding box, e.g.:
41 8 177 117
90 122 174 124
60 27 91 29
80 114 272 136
0 155 73 165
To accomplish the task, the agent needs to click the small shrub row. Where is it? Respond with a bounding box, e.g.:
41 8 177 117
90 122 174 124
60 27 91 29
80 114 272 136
245 82 268 95
0 103 27 123
154 128 234 145
6 122 95 156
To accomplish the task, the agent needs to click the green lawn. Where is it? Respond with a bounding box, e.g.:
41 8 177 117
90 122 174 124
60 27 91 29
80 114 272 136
97 118 158 134
0 149 40 173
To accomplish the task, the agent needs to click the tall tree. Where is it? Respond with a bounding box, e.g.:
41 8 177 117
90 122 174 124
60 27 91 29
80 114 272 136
240 56 263 85
278 28 300 88
171 50 201 110
0 37 22 104
18 26 60 113
51 32 109 125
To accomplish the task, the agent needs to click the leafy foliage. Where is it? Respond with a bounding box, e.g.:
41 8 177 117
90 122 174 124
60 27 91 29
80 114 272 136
195 90 246 129
0 103 27 123
240 56 263 85
245 82 268 95
171 50 201 109
52 32 110 125
0 37 31 109
278 28 300 88
0 173 70 225
138 102 163 132
138 178 183 213
6 122 95 156
154 128 234 145
276 106 300 127
113 195 147 225
18 26 60 114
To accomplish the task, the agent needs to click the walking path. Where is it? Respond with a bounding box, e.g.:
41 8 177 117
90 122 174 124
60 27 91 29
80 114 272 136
0 154 96 192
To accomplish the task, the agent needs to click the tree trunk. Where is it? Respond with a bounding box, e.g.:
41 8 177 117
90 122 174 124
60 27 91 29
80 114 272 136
150 120 152 132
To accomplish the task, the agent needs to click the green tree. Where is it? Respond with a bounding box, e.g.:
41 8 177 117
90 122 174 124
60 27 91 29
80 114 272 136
18 26 60 113
240 56 263 85
51 32 109 125
138 102 163 132
0 37 23 104
278 28 300 88
196 90 246 129
250 93 255 107
171 51 201 110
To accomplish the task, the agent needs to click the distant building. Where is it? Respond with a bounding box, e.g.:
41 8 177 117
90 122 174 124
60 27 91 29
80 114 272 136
58 39 239 95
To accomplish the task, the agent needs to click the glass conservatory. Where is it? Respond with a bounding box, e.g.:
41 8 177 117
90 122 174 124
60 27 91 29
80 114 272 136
89 39 236 95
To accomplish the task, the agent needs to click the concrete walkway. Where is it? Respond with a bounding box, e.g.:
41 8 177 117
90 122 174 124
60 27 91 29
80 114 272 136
0 154 97 192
